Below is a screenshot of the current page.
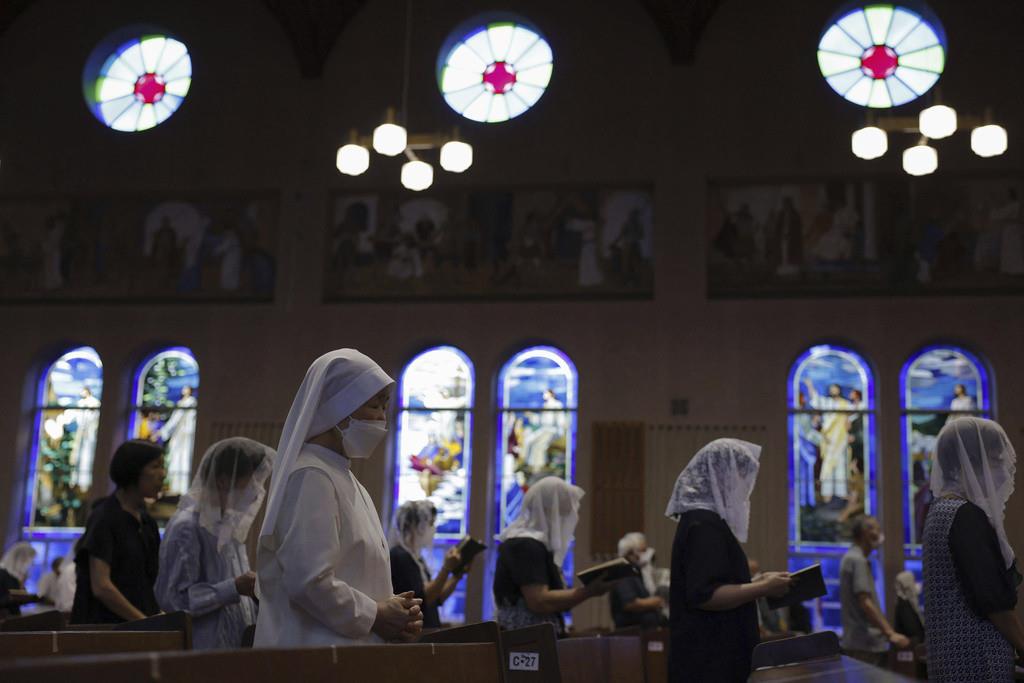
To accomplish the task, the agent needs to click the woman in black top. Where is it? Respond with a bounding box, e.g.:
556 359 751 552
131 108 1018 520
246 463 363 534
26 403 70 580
923 417 1024 682
71 440 166 624
0 542 37 617
493 476 610 633
389 500 470 629
665 439 792 682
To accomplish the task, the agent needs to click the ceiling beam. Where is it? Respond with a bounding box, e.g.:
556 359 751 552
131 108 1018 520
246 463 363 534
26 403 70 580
640 0 722 64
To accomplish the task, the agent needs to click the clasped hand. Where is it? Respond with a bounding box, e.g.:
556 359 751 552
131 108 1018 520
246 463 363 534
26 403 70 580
372 591 424 642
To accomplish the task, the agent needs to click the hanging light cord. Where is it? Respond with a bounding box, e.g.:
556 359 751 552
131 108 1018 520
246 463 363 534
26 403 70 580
400 0 413 127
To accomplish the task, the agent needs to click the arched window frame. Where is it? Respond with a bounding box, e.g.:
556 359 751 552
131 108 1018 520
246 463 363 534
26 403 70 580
392 345 475 624
787 343 878 631
494 345 579 536
899 344 992 558
128 346 199 500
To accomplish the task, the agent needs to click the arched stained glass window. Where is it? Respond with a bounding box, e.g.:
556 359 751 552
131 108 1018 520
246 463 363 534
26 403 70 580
84 30 192 132
788 344 877 630
394 346 474 623
900 345 991 554
129 347 199 517
818 3 946 108
496 346 578 533
26 346 103 532
438 17 553 123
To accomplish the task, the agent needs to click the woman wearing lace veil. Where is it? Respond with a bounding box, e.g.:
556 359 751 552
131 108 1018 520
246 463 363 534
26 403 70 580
492 476 610 633
155 438 274 649
923 417 1024 682
665 439 792 682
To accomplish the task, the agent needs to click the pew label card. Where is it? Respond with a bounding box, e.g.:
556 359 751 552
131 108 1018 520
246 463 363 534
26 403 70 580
509 652 540 671
647 641 665 652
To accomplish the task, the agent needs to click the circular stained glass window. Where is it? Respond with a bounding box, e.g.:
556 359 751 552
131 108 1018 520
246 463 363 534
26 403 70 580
817 4 946 108
438 19 553 123
84 32 192 132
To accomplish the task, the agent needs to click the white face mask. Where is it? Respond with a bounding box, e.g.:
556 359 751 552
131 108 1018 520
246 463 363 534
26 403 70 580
637 547 655 567
334 418 387 459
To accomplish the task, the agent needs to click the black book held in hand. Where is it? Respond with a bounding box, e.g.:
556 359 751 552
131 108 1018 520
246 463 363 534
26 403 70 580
765 563 826 610
577 557 640 586
455 536 487 571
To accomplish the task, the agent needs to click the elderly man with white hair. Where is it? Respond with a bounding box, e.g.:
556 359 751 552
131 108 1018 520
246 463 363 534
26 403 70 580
610 532 666 629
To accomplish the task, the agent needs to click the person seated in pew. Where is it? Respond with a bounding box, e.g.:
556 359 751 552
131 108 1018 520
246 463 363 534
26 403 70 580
71 440 166 624
493 476 613 634
254 349 423 647
610 532 666 629
37 557 65 607
665 439 793 683
0 542 37 617
390 500 474 629
892 570 925 646
924 418 1024 682
156 438 275 649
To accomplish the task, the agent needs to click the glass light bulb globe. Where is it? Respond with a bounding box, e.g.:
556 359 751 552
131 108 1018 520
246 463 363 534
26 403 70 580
918 105 957 140
401 160 434 191
971 124 1008 158
440 141 473 173
336 144 370 175
903 144 938 176
851 126 888 160
373 123 407 156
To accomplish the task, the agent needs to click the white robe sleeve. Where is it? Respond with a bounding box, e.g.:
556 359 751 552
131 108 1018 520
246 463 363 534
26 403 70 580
276 468 379 639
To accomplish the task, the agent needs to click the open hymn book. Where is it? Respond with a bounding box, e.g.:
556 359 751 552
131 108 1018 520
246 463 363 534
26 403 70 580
454 536 487 572
765 563 826 610
576 557 640 586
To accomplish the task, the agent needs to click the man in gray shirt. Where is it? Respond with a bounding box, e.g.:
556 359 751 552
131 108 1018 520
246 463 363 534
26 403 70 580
840 516 910 666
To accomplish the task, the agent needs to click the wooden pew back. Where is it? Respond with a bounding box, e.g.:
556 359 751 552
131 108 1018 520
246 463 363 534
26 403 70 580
557 636 644 683
0 630 184 659
0 611 66 632
0 642 502 683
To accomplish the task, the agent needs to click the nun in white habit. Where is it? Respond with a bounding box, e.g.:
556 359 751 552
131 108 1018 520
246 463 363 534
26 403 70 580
254 349 422 647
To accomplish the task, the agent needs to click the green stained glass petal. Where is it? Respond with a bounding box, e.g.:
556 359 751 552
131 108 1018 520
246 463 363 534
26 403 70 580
441 66 482 93
486 23 515 62
898 45 944 72
164 77 191 97
516 63 552 88
140 36 166 73
818 51 862 77
97 77 134 102
865 5 894 45
867 79 892 108
826 69 864 95
156 39 188 73
111 100 143 132
885 75 917 105
511 82 545 107
160 54 192 83
118 42 146 75
461 92 492 122
137 103 158 131
444 83 487 112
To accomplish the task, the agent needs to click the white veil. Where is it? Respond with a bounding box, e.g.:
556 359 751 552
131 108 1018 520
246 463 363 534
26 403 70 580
664 438 762 542
259 349 394 551
175 437 275 551
0 542 36 583
496 476 584 568
930 416 1016 568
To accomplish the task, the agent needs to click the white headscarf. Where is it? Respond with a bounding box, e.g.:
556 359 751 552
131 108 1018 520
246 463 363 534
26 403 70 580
176 437 275 551
0 542 36 583
664 438 762 542
391 499 437 557
894 570 923 624
930 416 1016 568
259 349 394 551
497 476 584 568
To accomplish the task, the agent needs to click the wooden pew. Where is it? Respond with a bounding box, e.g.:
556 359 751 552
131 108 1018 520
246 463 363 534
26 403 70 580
421 620 562 683
0 642 503 683
65 611 192 650
0 630 185 659
749 654 919 682
0 611 67 632
557 635 644 683
609 627 668 683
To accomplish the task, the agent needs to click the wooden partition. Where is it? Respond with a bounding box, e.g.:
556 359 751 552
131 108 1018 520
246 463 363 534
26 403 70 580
0 642 502 683
750 654 918 681
0 611 66 632
557 636 644 683
0 630 185 659
422 620 562 683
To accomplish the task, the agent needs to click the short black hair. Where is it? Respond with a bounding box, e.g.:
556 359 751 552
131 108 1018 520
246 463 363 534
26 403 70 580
109 440 165 489
850 515 876 541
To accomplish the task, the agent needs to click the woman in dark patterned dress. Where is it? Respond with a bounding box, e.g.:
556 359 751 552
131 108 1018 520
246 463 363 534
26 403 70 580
923 417 1024 682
